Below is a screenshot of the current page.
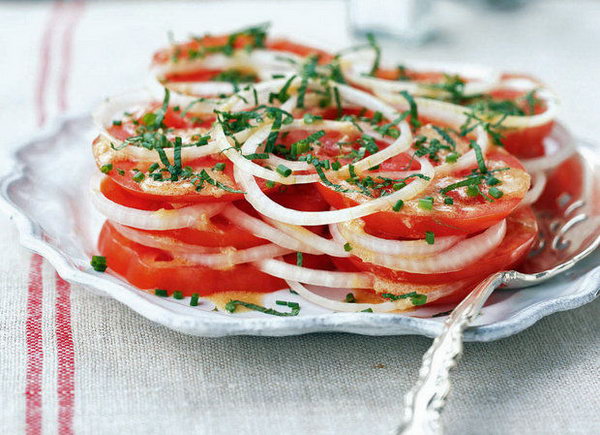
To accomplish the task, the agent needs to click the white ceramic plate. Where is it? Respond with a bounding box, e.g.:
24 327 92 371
1 114 599 340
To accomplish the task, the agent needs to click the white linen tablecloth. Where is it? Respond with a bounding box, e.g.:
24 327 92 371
0 1 598 434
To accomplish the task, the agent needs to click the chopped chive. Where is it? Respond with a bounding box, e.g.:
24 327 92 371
243 153 270 160
469 140 488 174
444 196 454 205
331 161 341 171
112 120 122 126
445 152 459 163
361 308 374 313
225 300 300 316
100 164 113 174
486 176 500 186
148 162 159 172
425 231 435 245
393 182 406 191
265 180 276 188
418 197 434 210
343 242 353 252
392 199 404 212
132 171 145 183
466 185 480 197
488 187 504 199
412 294 427 305
399 90 421 129
214 162 226 171
173 291 184 300
303 113 323 124
90 255 107 272
333 86 343 119
276 164 292 177
190 293 200 306
381 291 428 306
116 168 125 176
366 33 380 76
296 252 303 267
154 289 168 297
345 293 356 303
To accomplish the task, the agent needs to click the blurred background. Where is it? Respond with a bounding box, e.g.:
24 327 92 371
1 0 598 149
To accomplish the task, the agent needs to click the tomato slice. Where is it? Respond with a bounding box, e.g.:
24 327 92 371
266 38 333 63
98 221 285 296
335 207 537 303
102 155 252 203
100 177 266 248
314 119 530 238
375 67 450 84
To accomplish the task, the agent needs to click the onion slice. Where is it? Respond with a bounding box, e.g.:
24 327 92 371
341 51 501 98
520 171 547 207
332 220 464 256
181 244 292 269
90 176 225 230
521 124 576 173
255 258 373 288
235 158 434 226
264 218 350 257
338 220 507 274
221 204 320 254
286 280 466 313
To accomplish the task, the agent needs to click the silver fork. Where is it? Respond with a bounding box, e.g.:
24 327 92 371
396 143 600 435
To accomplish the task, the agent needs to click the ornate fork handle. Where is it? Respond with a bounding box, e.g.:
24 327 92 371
395 272 509 435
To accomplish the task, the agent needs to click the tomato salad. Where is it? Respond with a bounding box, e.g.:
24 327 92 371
89 24 565 316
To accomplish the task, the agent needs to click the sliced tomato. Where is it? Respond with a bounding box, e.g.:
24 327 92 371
335 207 537 303
98 221 285 296
266 38 333 63
100 178 266 248
502 122 554 159
317 135 530 238
472 88 552 159
154 34 332 65
375 67 448 84
153 33 264 64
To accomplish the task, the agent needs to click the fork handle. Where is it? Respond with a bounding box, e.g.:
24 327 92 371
395 272 508 435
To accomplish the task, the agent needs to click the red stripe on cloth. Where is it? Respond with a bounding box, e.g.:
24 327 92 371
55 3 84 434
55 276 75 435
57 0 85 112
25 254 44 435
35 1 63 126
27 1 63 432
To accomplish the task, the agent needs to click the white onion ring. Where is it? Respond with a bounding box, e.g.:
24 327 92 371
264 218 350 257
255 258 373 288
336 219 506 274
332 219 464 256
377 83 557 132
111 222 222 253
92 90 226 164
90 176 225 230
235 158 434 226
214 82 414 185
521 123 576 173
520 171 547 207
286 280 463 313
221 204 320 254
372 93 490 177
341 50 501 97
